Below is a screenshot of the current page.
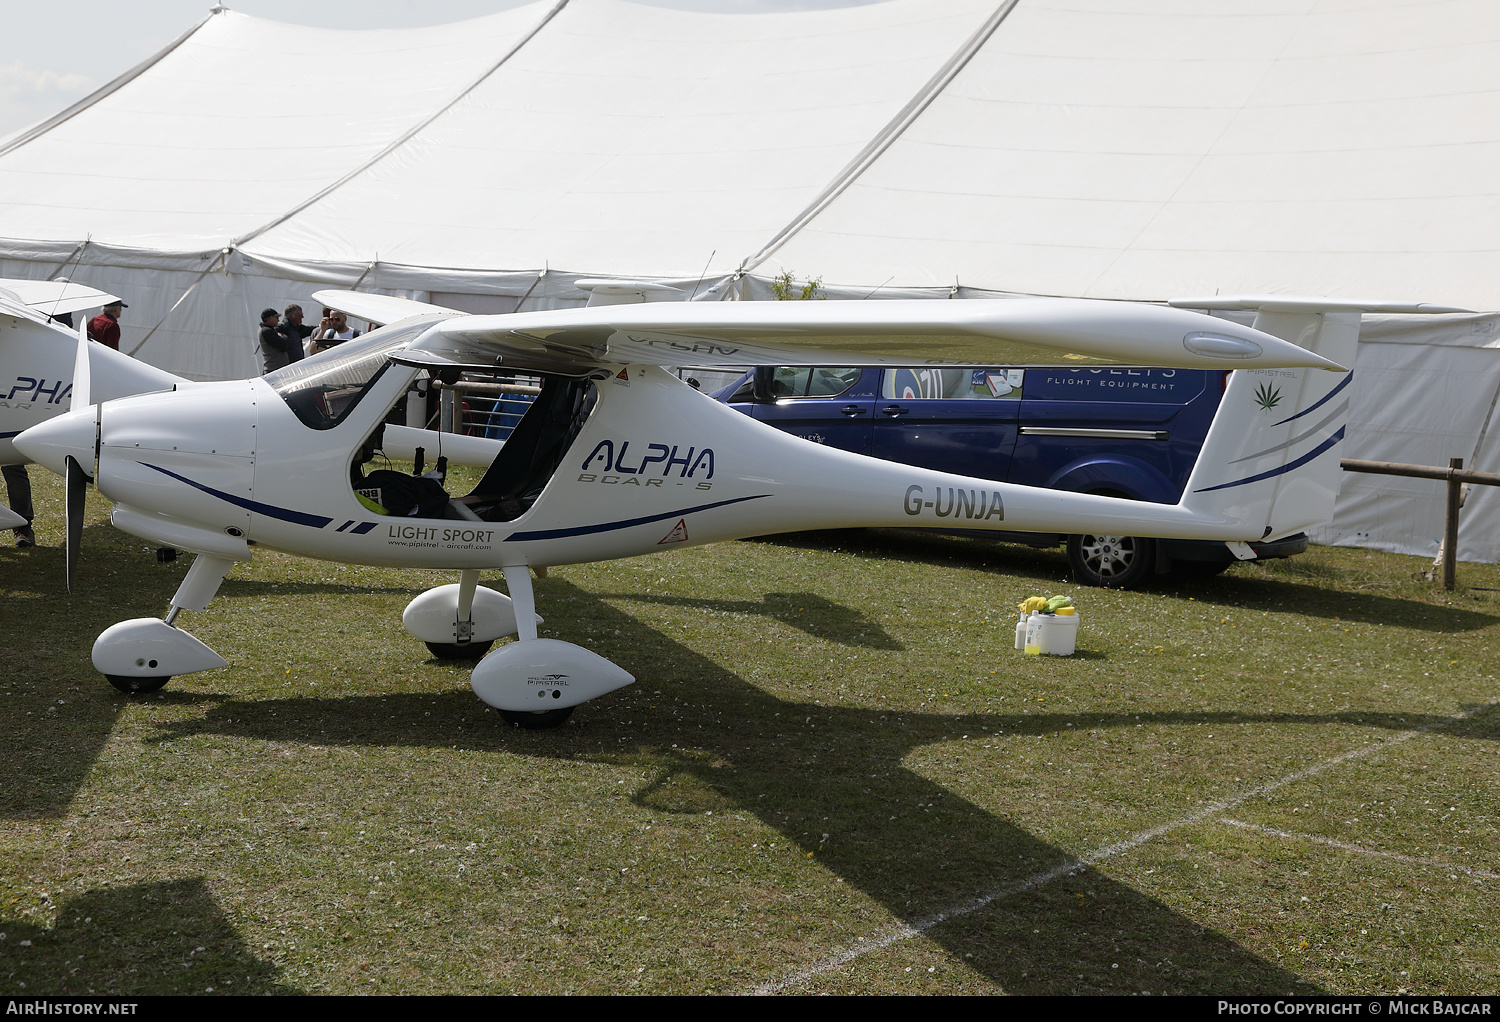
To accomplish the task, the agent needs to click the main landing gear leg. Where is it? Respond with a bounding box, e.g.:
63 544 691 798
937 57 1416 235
93 553 234 694
403 568 533 659
501 564 538 642
426 568 495 660
468 564 635 729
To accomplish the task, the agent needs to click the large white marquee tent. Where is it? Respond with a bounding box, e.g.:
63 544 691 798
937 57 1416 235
2 0 1498 561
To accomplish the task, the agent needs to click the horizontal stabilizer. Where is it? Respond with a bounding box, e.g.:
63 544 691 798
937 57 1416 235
313 290 465 326
1170 295 1472 315
576 279 684 307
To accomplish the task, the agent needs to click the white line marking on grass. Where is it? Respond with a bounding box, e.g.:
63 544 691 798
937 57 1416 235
747 702 1494 995
1219 818 1500 880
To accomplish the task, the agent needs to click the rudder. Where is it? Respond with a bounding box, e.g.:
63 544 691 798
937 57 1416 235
1172 296 1466 542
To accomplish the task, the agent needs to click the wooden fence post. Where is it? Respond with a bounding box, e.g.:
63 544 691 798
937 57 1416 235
1340 457 1500 591
1444 457 1463 591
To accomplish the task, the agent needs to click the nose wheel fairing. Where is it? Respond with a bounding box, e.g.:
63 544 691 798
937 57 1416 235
90 552 237 695
401 574 544 660
469 637 635 713
92 617 228 691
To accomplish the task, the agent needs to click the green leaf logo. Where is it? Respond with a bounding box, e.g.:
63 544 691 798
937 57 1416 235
1254 382 1282 412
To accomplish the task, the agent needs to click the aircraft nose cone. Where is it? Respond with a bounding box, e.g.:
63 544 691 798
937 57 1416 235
14 408 95 477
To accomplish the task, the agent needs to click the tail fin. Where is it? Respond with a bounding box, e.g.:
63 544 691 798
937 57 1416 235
1172 296 1467 541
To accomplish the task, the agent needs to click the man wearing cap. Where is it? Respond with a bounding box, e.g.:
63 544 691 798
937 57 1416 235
87 300 127 350
258 308 294 373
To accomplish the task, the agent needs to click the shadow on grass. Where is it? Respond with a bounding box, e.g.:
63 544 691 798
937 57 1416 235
147 578 1490 994
0 546 69 597
760 530 1500 635
749 529 1072 585
589 590 903 650
219 579 421 599
1148 574 1499 633
0 531 415 818
0 536 174 819
0 877 297 995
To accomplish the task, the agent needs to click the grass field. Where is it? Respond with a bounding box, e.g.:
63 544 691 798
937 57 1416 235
2 467 1497 995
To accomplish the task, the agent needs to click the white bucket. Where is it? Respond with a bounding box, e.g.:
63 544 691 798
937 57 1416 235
1023 612 1079 656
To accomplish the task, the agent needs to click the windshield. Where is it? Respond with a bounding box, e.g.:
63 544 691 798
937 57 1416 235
265 317 442 429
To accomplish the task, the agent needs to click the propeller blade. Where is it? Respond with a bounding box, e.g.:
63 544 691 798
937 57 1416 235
73 318 91 409
65 454 86 594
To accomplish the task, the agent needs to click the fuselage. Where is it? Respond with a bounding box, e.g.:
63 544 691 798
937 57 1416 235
26 357 1274 574
1 316 179 464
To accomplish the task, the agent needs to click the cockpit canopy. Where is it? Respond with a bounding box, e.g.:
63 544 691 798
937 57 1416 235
264 317 443 429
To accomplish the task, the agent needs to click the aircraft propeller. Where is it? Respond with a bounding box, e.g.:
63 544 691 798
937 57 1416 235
65 319 94 594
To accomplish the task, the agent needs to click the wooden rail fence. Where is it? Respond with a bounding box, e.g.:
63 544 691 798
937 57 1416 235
1340 458 1500 590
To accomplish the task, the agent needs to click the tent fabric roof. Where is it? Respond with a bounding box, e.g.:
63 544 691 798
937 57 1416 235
0 3 557 249
3 0 1500 307
246 0 1000 280
762 0 1500 305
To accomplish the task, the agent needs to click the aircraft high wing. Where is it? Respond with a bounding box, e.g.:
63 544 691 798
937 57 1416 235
321 290 1348 376
13 290 1460 728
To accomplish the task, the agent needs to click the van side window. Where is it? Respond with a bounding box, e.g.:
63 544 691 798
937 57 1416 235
883 367 1023 400
770 366 862 399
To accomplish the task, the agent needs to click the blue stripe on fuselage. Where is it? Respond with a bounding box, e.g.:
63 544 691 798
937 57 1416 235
141 462 335 528
1192 427 1344 493
1271 372 1353 427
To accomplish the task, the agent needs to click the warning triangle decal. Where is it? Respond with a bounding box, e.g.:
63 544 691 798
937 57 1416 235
657 518 688 545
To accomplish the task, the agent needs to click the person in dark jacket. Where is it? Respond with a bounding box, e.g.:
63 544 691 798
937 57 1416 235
279 304 313 364
258 308 293 373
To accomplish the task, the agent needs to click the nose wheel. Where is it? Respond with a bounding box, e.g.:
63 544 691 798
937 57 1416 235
424 640 496 661
105 674 171 695
499 707 574 729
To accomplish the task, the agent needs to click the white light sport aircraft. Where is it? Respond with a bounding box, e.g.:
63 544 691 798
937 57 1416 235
12 287 1459 727
0 278 181 530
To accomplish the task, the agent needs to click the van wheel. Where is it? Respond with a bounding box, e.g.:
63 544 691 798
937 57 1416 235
1068 534 1155 589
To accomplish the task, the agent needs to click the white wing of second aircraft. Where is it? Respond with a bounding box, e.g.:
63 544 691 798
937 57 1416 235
315 289 1346 375
0 278 121 318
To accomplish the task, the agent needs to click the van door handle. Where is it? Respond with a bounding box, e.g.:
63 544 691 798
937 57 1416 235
880 404 908 417
840 404 865 417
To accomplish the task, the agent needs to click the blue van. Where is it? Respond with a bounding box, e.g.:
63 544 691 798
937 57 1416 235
714 365 1307 586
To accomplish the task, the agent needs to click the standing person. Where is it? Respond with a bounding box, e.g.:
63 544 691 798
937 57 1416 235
257 308 290 374
310 309 360 354
280 304 313 362
3 463 35 547
87 300 127 350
